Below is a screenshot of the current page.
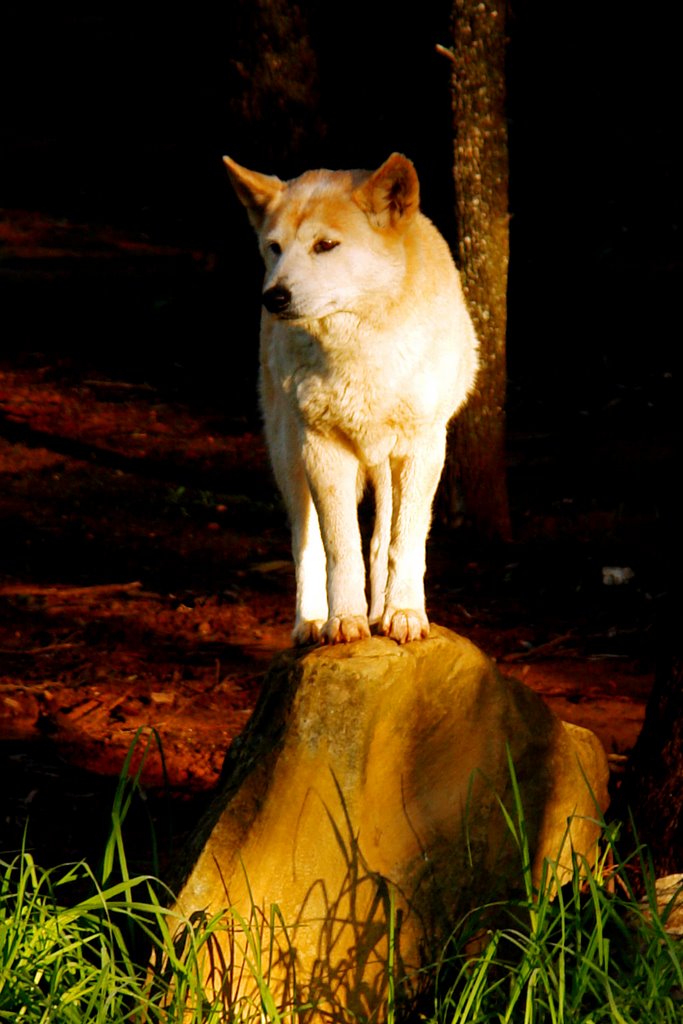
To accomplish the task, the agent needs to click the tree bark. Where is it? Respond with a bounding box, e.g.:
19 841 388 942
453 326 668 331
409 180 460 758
616 617 683 874
614 476 683 883
445 0 512 542
226 0 325 172
608 459 683 876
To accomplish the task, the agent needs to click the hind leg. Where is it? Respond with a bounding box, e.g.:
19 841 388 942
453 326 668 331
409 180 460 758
367 461 391 628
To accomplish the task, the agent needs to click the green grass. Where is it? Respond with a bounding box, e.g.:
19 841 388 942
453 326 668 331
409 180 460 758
424 832 683 1024
421 756 683 1023
1 738 682 1023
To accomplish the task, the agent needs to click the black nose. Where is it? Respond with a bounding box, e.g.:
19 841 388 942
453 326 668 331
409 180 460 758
262 285 291 315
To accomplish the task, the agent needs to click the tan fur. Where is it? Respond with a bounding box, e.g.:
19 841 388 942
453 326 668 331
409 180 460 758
224 153 478 644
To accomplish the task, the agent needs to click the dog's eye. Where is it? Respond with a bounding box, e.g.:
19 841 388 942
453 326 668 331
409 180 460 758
313 239 339 254
267 241 282 257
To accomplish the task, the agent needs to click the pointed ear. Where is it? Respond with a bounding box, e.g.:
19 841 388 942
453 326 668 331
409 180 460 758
352 153 420 230
223 156 285 231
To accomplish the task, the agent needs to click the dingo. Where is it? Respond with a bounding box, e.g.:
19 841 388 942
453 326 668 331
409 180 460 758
224 153 478 645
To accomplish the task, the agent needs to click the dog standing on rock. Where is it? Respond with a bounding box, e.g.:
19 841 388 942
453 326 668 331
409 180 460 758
224 153 478 645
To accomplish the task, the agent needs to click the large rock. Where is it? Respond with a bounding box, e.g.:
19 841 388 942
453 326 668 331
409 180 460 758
171 626 608 1022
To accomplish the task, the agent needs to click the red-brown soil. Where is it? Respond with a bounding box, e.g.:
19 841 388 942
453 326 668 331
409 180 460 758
0 210 658 875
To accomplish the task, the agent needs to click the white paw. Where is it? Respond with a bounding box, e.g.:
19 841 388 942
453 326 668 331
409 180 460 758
380 608 429 644
321 615 371 645
292 619 325 646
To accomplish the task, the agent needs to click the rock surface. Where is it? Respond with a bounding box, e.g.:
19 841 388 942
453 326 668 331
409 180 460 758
171 625 609 1021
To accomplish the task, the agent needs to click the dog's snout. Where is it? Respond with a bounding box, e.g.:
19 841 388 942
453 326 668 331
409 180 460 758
263 285 292 315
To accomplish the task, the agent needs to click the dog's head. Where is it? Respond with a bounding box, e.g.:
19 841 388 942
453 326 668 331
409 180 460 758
223 154 421 322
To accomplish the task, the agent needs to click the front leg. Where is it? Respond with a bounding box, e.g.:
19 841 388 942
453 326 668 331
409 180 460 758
381 432 447 643
262 390 328 645
302 433 370 644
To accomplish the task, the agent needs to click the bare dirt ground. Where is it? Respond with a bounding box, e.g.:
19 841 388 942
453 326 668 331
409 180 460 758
0 210 660 876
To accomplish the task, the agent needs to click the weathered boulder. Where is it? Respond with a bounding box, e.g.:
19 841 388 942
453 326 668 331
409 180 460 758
171 625 608 1021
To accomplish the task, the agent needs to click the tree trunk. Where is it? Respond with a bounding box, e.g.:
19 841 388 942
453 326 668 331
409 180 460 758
445 0 512 542
226 0 325 173
617 617 683 874
609 461 683 876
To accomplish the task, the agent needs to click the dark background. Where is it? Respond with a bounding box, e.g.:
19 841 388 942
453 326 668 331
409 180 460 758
0 0 681 606
0 0 680 872
1 1 680 413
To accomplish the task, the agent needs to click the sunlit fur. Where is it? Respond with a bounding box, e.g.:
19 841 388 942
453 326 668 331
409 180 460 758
224 153 478 645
